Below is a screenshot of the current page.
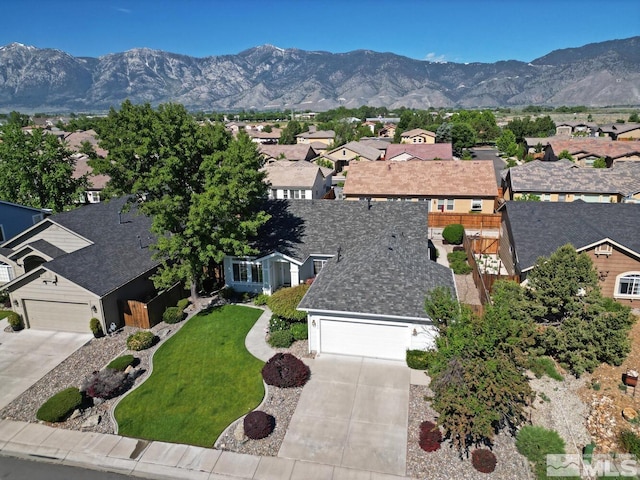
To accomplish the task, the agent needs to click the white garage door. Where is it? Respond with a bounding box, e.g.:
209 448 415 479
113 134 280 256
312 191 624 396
320 319 408 360
24 299 91 333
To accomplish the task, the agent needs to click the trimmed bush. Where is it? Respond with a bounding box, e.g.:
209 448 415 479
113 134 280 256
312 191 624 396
176 298 190 311
418 421 442 452
442 224 464 245
89 317 103 337
7 311 23 331
406 349 434 370
127 330 156 351
36 387 83 423
268 330 294 348
163 306 185 324
268 315 290 333
267 285 309 322
107 354 136 371
471 448 497 473
254 293 270 306
290 322 308 341
262 353 310 388
516 425 566 464
243 410 275 440
82 369 130 399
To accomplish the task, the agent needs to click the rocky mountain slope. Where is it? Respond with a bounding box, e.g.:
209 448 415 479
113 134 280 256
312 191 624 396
0 37 638 112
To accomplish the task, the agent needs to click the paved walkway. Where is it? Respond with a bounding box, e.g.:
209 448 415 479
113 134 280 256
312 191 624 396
244 306 275 362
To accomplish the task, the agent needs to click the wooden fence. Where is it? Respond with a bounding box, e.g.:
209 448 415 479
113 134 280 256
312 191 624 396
428 212 502 230
463 232 519 305
122 283 185 329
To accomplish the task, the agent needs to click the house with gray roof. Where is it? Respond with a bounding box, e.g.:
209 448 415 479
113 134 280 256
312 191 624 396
503 160 640 204
500 201 640 307
322 140 383 172
0 197 165 333
223 200 456 360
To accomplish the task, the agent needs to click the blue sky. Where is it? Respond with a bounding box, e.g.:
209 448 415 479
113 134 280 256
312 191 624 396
3 0 638 63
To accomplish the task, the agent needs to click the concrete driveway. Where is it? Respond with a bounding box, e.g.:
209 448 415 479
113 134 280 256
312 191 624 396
278 354 410 476
0 319 92 410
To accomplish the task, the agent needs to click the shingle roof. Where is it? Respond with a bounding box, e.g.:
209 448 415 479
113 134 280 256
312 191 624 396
548 138 640 160
27 239 66 259
252 200 430 263
259 144 315 161
296 130 335 139
44 197 159 296
598 123 640 135
504 201 640 272
343 160 497 197
385 143 453 161
507 160 640 196
263 161 325 189
326 141 382 161
72 154 110 189
298 230 456 319
400 128 436 138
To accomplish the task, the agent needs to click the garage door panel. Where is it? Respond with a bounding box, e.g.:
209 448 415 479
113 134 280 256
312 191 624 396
24 299 90 333
320 319 408 360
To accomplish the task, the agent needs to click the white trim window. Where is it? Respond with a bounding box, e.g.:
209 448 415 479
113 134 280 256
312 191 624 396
313 259 327 275
232 260 264 284
616 272 640 298
232 262 249 282
471 198 483 211
437 198 454 211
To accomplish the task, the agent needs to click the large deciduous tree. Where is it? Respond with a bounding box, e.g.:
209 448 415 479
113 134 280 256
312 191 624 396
0 124 88 212
95 101 270 298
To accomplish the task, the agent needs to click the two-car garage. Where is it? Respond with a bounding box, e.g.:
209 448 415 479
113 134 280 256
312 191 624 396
22 299 91 333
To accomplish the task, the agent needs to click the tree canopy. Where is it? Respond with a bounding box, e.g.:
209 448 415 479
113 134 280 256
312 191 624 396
0 124 88 211
95 101 270 296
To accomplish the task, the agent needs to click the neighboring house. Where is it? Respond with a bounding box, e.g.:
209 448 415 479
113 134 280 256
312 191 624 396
543 138 640 166
263 160 332 200
598 123 640 140
378 123 397 138
72 153 110 203
64 129 108 158
503 160 640 203
400 128 436 144
385 143 453 161
296 129 335 146
0 201 49 282
555 122 597 137
499 201 640 307
259 144 317 162
247 129 281 145
0 198 162 333
322 141 382 172
223 200 456 360
357 137 392 156
343 160 497 213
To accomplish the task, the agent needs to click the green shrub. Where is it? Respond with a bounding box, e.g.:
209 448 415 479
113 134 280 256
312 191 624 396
290 322 308 341
107 354 136 371
528 356 563 381
620 430 640 457
127 330 156 351
447 251 472 275
219 286 237 300
442 224 464 245
406 349 434 370
267 285 309 322
254 293 270 306
89 317 103 338
7 311 23 331
269 315 290 333
268 330 294 348
176 298 190 311
36 387 83 423
162 306 185 324
516 425 565 464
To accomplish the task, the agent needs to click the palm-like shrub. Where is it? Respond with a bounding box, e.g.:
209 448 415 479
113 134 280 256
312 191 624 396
262 353 310 388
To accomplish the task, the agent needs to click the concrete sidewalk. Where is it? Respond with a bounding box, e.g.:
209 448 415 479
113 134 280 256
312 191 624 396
0 419 411 479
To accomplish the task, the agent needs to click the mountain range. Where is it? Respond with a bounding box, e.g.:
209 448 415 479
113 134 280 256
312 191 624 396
0 37 639 113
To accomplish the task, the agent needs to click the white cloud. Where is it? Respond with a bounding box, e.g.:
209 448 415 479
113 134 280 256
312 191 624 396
425 52 447 63
115 7 132 13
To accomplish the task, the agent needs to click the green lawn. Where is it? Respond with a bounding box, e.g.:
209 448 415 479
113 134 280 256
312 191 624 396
114 304 265 446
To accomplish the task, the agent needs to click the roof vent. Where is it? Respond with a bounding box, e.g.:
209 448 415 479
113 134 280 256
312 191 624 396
336 246 342 263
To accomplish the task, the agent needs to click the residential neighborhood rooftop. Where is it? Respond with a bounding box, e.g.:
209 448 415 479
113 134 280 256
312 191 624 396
262 160 331 189
385 143 453 161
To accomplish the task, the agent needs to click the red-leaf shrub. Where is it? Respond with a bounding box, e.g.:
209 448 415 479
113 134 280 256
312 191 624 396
82 369 130 399
472 448 497 473
418 421 442 452
243 411 275 440
261 353 310 388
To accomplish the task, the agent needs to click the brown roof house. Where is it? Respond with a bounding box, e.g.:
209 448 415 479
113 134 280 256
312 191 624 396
322 140 383 172
343 160 498 213
385 143 453 161
544 138 640 167
597 123 640 141
263 160 333 200
296 128 335 146
400 128 436 144
259 144 317 162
